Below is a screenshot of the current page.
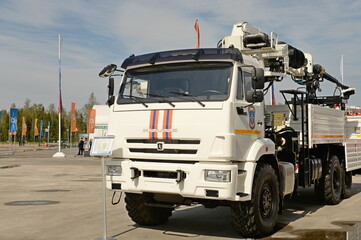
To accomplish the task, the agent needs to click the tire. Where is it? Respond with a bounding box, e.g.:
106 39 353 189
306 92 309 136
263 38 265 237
315 155 342 205
124 193 173 226
341 170 352 199
231 164 279 238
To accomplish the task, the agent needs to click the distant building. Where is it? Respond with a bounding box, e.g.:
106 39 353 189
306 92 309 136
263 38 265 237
346 106 361 115
89 105 109 140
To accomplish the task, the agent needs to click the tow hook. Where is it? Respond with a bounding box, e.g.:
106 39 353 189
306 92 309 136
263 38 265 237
130 167 141 179
176 170 186 183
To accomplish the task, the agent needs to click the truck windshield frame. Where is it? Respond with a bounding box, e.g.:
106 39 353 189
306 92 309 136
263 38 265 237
117 62 233 105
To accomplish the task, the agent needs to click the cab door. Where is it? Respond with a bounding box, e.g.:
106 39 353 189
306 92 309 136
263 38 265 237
233 68 264 160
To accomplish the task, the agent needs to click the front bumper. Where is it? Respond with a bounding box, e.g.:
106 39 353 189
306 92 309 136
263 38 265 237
106 159 247 201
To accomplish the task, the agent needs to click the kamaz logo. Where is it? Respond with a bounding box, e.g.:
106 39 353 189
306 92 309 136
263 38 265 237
156 142 164 151
143 129 178 133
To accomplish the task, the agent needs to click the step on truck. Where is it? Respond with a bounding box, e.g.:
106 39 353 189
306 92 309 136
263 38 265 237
98 22 361 238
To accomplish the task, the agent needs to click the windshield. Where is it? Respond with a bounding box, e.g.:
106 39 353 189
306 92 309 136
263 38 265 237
117 62 233 105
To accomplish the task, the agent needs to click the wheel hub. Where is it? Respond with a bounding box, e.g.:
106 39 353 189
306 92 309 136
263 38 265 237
261 184 273 219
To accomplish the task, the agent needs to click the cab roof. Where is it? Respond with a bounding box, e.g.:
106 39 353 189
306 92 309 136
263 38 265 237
121 48 243 69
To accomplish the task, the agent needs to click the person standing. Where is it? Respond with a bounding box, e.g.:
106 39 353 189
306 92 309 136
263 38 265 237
89 139 93 151
77 138 84 155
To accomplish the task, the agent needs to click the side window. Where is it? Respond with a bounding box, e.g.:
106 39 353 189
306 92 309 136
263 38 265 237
244 72 252 93
123 77 149 98
236 70 244 99
236 71 252 100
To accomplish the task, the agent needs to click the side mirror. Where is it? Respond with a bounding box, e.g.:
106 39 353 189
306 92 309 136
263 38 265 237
107 77 115 107
246 90 264 103
99 64 117 78
252 68 265 89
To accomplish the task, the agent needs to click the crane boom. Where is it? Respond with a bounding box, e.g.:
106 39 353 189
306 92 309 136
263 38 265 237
218 22 355 100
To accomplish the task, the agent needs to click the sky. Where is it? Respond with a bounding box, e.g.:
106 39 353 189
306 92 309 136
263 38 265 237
1 0 361 111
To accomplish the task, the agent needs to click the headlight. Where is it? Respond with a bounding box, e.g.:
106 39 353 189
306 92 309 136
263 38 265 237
205 170 231 182
107 165 122 176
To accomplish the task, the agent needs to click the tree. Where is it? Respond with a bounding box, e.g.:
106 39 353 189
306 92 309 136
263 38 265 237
80 92 99 133
0 110 9 142
82 92 99 115
24 98 31 109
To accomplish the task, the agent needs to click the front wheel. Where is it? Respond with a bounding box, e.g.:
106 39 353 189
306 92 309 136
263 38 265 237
124 193 173 226
231 164 279 238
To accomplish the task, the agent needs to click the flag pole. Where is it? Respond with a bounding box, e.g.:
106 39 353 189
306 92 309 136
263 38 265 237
340 54 344 84
53 34 66 158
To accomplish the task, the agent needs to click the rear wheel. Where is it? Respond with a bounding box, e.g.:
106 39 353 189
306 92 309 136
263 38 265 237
125 193 173 226
341 170 352 199
315 155 342 205
231 164 279 238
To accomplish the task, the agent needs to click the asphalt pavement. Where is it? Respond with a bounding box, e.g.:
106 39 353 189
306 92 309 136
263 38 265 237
1 148 361 240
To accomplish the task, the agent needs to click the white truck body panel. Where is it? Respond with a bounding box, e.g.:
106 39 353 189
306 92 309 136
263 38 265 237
345 115 361 171
106 160 248 201
308 105 345 145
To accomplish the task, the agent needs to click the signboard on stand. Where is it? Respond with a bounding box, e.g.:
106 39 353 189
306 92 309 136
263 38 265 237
90 136 115 156
91 135 116 240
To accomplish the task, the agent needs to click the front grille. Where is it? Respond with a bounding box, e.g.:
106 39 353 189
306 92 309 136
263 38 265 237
129 148 197 154
130 159 198 164
127 139 200 144
126 138 200 155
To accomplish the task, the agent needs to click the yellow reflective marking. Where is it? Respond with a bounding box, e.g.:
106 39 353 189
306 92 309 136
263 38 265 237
234 129 262 135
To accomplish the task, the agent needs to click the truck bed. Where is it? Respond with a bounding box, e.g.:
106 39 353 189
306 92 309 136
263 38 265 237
266 104 344 145
265 105 361 171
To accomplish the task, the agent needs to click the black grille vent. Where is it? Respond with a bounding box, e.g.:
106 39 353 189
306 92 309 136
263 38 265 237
127 139 200 144
143 171 178 179
129 149 197 154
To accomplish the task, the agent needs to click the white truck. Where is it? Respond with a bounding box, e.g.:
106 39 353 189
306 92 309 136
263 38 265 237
98 22 361 237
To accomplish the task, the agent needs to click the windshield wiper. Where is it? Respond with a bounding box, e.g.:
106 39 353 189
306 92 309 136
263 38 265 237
122 95 148 108
170 91 205 107
145 93 175 107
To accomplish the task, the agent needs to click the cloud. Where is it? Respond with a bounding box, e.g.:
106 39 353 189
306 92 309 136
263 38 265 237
0 0 361 110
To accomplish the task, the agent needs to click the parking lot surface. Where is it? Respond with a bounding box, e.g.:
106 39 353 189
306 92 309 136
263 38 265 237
1 148 361 240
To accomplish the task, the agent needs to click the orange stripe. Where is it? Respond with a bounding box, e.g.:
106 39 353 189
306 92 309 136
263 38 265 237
313 135 343 138
234 129 262 135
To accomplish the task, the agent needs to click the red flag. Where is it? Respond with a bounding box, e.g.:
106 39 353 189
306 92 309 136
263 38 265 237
194 20 200 49
87 109 96 134
71 102 78 132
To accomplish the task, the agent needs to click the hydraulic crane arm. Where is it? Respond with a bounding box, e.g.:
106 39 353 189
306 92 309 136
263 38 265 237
218 22 355 100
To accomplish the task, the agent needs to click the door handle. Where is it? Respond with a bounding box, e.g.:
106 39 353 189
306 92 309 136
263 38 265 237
236 107 247 115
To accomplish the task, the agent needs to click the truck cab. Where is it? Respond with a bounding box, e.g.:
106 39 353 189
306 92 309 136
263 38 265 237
106 48 274 199
102 48 282 237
